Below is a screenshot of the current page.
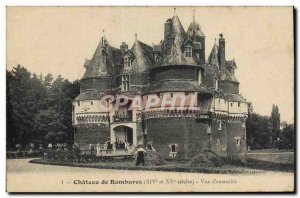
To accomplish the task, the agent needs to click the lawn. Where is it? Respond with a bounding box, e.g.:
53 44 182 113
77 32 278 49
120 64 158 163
30 154 294 174
247 149 294 164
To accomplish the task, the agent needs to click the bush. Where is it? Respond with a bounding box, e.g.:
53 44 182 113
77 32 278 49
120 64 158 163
188 150 224 167
145 150 168 166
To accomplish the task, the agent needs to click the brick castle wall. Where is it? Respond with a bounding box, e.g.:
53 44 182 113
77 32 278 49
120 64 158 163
145 117 210 159
74 125 110 150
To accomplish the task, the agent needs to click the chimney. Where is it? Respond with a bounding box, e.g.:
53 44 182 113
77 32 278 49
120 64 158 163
164 18 172 55
218 33 226 70
120 42 128 55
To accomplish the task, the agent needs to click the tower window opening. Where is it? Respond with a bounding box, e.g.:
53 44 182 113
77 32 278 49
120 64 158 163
216 139 221 146
169 144 178 158
217 120 222 130
77 101 80 106
171 144 176 152
235 137 241 147
198 70 202 84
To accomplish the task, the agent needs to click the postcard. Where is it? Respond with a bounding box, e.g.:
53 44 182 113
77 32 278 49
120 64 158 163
6 6 294 192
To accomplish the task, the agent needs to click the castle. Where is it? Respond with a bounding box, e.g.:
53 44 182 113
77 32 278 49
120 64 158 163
72 10 249 161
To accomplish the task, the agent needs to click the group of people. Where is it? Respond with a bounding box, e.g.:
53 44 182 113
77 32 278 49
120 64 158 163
113 141 130 150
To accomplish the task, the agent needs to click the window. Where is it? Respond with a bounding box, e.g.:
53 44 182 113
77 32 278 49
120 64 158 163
198 70 202 84
185 46 192 58
207 125 211 134
216 139 221 146
154 54 158 61
91 101 93 105
122 75 130 91
171 144 176 152
218 99 221 103
234 137 241 147
124 57 131 68
217 120 222 130
72 105 75 111
170 93 173 97
242 122 245 128
231 103 233 107
77 101 80 106
238 102 240 107
169 144 178 158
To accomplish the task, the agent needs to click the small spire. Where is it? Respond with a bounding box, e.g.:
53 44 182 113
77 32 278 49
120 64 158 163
101 29 107 46
193 9 196 23
135 32 137 41
174 7 177 16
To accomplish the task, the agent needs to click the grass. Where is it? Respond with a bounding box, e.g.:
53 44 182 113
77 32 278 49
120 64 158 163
30 154 294 174
246 150 294 164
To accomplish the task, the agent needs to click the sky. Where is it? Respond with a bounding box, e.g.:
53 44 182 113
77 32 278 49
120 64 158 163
6 7 294 123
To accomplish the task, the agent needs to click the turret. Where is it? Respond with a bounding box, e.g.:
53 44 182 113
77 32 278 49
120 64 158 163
218 33 226 70
187 10 206 64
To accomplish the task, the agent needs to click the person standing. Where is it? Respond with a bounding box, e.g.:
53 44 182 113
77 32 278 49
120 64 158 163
135 145 147 166
96 143 101 157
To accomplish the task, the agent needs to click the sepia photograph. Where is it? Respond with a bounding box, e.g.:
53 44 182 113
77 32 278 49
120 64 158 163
5 6 295 193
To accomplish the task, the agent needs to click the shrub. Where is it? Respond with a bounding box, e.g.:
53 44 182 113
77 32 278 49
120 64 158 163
188 150 224 167
145 150 168 166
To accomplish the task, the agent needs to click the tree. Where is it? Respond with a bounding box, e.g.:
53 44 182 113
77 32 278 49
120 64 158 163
280 123 295 149
246 113 271 149
270 104 280 145
7 65 47 149
6 65 80 150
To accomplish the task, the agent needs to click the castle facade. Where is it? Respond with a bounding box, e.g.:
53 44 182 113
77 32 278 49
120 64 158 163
72 11 248 161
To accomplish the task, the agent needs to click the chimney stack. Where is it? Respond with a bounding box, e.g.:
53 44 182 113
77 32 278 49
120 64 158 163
218 33 226 70
164 18 172 55
120 42 128 55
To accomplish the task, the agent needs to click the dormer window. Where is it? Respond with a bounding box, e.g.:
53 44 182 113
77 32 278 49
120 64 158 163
185 46 192 58
124 57 131 68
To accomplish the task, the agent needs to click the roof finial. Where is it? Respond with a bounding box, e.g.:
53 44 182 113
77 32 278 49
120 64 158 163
135 32 137 41
174 7 177 16
101 29 107 46
193 9 196 23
